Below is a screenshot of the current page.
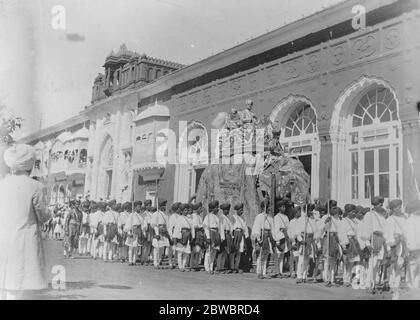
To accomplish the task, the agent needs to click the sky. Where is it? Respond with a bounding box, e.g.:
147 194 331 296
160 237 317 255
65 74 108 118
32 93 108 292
0 0 345 139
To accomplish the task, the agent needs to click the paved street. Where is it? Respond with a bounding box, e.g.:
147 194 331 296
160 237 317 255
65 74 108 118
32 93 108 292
23 239 418 300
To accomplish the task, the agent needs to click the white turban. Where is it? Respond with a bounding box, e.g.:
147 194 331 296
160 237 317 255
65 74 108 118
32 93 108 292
3 144 35 172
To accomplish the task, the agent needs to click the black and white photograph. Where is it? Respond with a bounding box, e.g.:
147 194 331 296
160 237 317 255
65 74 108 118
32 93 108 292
1 0 420 304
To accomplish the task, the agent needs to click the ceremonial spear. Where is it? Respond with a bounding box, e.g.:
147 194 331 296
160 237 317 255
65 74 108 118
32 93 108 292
302 203 309 281
324 200 330 282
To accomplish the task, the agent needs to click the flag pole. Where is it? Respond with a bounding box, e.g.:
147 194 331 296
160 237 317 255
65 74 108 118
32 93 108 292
366 176 376 290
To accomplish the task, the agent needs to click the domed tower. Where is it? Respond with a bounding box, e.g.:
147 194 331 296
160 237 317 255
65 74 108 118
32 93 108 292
103 44 138 95
92 44 185 103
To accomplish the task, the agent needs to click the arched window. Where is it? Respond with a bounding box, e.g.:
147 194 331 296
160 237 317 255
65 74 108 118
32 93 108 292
284 104 317 137
148 68 154 81
99 136 114 200
155 69 162 79
79 149 87 164
352 87 398 127
347 86 401 203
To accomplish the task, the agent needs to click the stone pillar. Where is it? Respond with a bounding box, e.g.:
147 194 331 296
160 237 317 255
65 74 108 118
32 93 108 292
318 131 333 204
91 120 103 200
139 62 147 84
330 127 348 206
84 121 96 195
110 111 123 200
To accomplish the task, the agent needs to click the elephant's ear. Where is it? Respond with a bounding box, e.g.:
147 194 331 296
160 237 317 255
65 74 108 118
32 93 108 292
211 112 228 129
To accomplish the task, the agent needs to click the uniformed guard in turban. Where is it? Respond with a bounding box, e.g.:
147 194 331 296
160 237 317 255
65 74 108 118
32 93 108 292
140 200 154 265
341 203 362 287
360 196 387 293
384 198 409 299
151 198 170 269
229 202 248 273
203 200 221 274
167 202 181 269
190 202 205 271
216 203 233 273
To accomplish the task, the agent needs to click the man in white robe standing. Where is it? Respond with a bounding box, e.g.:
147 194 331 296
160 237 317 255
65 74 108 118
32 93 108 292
0 144 49 300
151 200 170 269
203 201 221 275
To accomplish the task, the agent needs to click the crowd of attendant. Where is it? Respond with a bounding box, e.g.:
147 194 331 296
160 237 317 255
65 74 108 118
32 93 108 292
43 195 420 300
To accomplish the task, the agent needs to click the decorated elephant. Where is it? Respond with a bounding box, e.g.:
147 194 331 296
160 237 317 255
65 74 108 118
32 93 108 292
196 101 310 226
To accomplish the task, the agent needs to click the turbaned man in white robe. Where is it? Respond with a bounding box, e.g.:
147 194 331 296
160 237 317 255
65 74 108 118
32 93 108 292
0 144 50 300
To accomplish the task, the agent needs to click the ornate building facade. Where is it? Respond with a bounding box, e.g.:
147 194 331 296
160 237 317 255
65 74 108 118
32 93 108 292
21 0 420 208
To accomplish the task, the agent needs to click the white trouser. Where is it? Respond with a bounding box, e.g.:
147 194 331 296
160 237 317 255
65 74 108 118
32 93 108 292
204 248 217 272
256 254 268 276
86 236 92 254
153 246 165 267
128 246 138 264
91 237 102 258
366 254 382 289
191 246 201 269
297 254 309 280
324 257 337 283
343 261 356 284
78 236 88 254
358 263 368 289
177 252 190 270
389 262 403 290
167 246 176 267
103 241 115 261
408 256 420 289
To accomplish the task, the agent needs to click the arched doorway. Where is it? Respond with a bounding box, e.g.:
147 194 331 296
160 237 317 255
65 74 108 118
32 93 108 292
270 95 320 200
331 76 402 206
58 185 65 204
175 121 209 202
98 135 114 200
